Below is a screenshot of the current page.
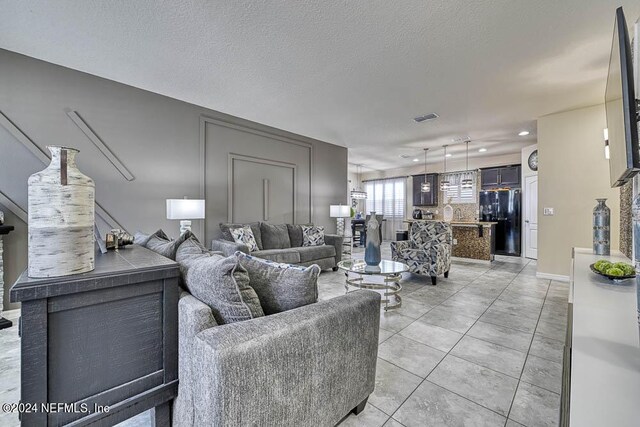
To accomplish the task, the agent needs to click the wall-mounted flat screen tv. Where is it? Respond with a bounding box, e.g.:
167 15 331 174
607 7 640 187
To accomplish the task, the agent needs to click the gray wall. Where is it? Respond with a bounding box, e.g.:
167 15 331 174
0 49 347 310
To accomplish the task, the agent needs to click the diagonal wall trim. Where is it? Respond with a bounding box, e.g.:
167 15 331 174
0 111 49 164
0 110 125 231
65 110 135 181
0 191 27 223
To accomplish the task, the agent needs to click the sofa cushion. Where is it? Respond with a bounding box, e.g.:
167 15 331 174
235 252 320 314
230 226 259 252
301 225 325 246
145 229 193 260
251 249 301 264
220 222 263 250
287 224 304 247
179 253 264 324
260 223 291 250
296 245 336 263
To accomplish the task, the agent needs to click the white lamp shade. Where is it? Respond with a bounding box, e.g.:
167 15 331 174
330 205 351 218
166 199 206 220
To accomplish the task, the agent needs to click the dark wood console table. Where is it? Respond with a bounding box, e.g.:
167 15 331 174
10 245 180 426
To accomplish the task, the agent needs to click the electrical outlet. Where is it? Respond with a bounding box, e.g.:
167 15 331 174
543 207 554 216
453 238 458 245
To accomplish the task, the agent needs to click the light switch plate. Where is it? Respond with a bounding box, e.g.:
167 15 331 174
453 238 458 245
543 207 554 216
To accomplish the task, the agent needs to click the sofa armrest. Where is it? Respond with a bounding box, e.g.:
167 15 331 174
173 292 218 426
190 291 380 426
324 233 344 263
211 238 249 256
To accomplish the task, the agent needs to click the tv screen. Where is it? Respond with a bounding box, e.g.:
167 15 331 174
606 7 640 187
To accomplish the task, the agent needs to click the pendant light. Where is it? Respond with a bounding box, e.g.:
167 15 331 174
440 145 451 191
350 164 367 199
461 140 473 189
420 148 431 193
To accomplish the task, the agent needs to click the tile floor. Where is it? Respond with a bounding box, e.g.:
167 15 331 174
325 243 566 427
0 242 568 427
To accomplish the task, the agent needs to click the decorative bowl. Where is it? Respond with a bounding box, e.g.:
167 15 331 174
589 263 635 281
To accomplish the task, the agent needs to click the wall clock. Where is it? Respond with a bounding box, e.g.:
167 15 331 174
528 150 538 171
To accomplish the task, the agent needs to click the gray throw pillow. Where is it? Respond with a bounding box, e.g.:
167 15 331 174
235 251 320 315
260 223 291 249
286 224 304 247
219 222 263 250
175 236 212 280
145 229 193 260
181 253 264 324
134 229 168 247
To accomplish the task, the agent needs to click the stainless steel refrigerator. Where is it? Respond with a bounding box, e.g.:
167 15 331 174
479 189 521 256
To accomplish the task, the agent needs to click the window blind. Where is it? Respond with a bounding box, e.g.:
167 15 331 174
364 177 405 240
441 171 477 204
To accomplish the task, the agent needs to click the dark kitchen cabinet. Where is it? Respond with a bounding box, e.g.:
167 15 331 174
412 174 438 206
480 165 521 189
499 166 520 186
481 168 500 188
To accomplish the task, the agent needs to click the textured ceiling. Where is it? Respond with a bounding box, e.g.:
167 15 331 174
1 0 638 170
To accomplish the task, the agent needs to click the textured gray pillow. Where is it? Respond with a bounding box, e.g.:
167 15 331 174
260 223 291 250
134 229 168 247
235 251 320 315
182 253 264 324
175 236 224 288
145 229 193 260
287 224 303 247
219 222 263 250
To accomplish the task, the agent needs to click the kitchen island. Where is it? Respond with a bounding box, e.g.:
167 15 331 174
404 220 497 262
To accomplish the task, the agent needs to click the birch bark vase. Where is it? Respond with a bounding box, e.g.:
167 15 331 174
28 146 95 278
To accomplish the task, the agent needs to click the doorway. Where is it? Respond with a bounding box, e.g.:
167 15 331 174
524 175 538 259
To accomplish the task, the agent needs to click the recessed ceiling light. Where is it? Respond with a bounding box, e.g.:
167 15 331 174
518 131 530 136
412 158 419 162
445 153 452 158
413 113 439 123
479 148 487 152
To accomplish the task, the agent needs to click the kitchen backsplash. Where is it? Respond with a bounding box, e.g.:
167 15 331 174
412 172 481 221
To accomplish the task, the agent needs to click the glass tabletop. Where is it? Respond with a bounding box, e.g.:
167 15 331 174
337 259 409 275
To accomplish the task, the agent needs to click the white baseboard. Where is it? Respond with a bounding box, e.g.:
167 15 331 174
536 272 570 282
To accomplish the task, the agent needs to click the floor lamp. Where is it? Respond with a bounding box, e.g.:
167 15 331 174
330 205 351 236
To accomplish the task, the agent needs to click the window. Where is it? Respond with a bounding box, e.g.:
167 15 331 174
441 171 477 204
363 177 405 240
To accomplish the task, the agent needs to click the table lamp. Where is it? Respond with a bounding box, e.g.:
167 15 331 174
330 204 351 236
166 198 205 235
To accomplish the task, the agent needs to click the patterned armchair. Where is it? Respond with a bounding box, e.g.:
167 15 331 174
390 221 452 285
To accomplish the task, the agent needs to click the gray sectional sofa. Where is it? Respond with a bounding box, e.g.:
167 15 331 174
173 289 380 426
211 222 343 271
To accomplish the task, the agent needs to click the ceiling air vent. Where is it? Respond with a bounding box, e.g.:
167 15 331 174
414 113 439 123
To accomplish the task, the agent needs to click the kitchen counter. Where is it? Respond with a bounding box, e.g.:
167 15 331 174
404 219 497 227
403 220 496 261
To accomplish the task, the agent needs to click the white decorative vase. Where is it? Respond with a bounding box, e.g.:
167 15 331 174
28 146 95 278
443 204 454 222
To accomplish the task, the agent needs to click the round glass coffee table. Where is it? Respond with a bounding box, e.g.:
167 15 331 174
337 259 409 311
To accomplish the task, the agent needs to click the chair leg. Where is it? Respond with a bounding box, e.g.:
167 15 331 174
332 266 338 272
444 270 449 278
352 397 368 415
430 276 437 286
